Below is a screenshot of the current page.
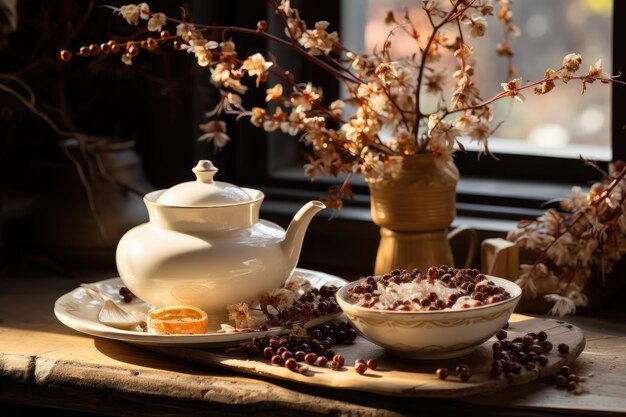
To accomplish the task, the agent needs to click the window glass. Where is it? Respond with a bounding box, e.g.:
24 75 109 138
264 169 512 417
343 0 613 160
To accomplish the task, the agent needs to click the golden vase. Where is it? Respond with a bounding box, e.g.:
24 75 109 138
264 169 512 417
367 154 463 275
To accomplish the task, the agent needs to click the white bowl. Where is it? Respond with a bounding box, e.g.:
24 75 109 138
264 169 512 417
336 275 522 359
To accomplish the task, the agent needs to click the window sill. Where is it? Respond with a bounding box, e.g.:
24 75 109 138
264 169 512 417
255 171 575 274
265 167 575 221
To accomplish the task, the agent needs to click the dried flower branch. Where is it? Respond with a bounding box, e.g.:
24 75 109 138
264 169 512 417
60 0 624 209
223 274 340 331
507 160 626 316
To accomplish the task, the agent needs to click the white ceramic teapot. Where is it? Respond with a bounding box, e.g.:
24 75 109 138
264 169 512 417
116 160 325 329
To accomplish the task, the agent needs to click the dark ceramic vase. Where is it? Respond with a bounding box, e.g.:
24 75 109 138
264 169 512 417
29 137 154 266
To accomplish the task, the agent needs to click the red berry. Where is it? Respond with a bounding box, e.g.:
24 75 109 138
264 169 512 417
459 369 471 382
284 358 297 371
315 356 328 367
332 354 345 367
366 359 378 370
541 341 553 353
354 362 367 374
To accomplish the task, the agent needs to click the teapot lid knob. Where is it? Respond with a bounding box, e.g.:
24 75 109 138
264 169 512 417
156 160 252 207
193 160 218 184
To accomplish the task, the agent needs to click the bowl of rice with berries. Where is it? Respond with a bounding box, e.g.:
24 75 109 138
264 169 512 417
336 265 521 359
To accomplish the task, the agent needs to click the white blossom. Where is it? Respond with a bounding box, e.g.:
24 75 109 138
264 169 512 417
501 78 525 103
544 294 577 316
560 186 588 211
562 53 583 74
465 15 488 39
241 53 272 86
119 4 140 25
298 20 338 55
138 3 150 20
147 13 166 32
226 303 250 329
198 120 230 150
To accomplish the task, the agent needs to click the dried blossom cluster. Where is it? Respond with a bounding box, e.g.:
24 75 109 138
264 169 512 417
59 0 622 209
507 161 626 316
223 274 340 332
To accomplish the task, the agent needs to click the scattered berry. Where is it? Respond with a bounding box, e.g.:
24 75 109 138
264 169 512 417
304 353 317 365
455 364 469 376
315 356 328 367
284 358 297 372
366 359 378 370
330 354 345 370
459 369 471 382
355 362 368 374
436 367 448 380
119 287 135 303
541 341 553 353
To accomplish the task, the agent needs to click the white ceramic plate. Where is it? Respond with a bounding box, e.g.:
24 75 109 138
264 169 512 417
54 268 347 347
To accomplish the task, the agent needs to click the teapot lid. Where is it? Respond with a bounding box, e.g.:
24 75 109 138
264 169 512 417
156 160 252 207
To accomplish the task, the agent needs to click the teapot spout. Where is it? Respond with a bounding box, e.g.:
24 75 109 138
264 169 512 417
281 200 326 270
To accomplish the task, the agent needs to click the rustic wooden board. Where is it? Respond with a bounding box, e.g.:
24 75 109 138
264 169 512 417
3 275 625 416
141 314 585 398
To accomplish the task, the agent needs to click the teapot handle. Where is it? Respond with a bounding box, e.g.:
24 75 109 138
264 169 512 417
447 225 478 269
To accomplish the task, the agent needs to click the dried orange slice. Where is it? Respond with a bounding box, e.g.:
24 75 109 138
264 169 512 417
147 305 208 335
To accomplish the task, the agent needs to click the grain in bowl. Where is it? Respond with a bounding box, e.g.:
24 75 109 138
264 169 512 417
347 265 512 312
336 265 522 359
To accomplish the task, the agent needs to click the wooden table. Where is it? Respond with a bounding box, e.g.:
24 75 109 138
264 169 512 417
1 272 625 416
